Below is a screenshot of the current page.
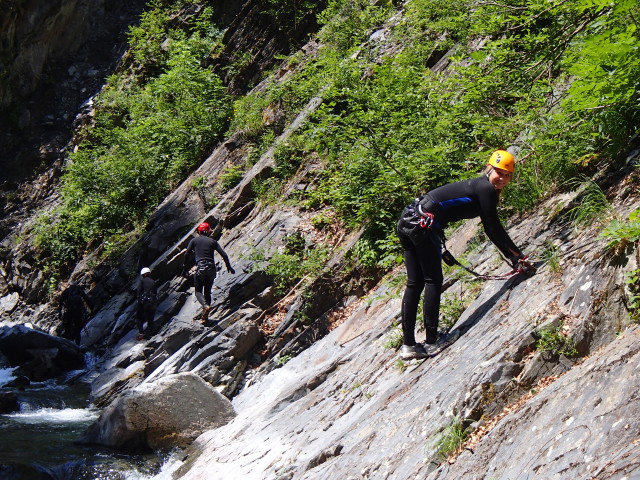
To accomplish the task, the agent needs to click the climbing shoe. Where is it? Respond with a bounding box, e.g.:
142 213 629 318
436 330 460 349
400 344 429 360
201 305 212 322
422 342 443 356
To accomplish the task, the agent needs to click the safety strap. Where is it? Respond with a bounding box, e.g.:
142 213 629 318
440 236 527 281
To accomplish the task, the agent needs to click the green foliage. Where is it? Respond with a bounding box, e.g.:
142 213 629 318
564 0 640 110
540 240 562 276
439 293 466 331
190 176 207 190
275 354 293 366
318 0 394 53
264 0 325 35
251 233 330 295
310 210 333 230
128 5 171 72
219 164 245 191
35 0 640 280
383 324 403 350
533 323 578 357
601 208 640 252
566 179 612 228
624 269 640 322
273 141 304 177
432 416 470 461
394 358 407 373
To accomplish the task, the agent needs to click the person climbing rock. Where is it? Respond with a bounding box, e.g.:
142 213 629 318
136 267 157 340
57 282 93 345
182 221 235 322
396 150 534 361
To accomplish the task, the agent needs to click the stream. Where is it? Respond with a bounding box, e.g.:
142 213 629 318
0 363 178 479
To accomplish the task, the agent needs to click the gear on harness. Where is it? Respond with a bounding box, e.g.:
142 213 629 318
417 204 435 229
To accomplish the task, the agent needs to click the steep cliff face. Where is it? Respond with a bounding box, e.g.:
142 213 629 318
0 0 147 181
1 2 639 479
0 0 317 312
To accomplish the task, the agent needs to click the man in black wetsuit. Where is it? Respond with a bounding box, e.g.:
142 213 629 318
182 221 235 321
58 282 93 345
396 150 532 360
136 267 157 340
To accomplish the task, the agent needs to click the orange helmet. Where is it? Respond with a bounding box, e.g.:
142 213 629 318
197 222 211 233
487 150 515 172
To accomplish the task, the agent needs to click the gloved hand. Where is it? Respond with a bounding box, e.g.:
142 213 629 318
518 256 537 273
512 255 536 273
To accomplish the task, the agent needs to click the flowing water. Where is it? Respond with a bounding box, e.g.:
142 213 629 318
0 363 175 479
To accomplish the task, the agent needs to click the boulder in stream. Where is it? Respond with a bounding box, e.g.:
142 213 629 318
78 372 236 451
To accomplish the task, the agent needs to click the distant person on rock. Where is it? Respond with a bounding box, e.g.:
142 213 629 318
396 150 535 360
58 282 93 345
136 267 157 340
182 221 235 322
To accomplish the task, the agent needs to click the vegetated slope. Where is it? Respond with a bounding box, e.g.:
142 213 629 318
1 1 639 477
171 162 640 479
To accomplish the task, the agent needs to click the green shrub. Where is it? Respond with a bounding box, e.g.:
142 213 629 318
540 240 562 276
383 325 403 350
624 269 640 323
219 164 246 191
533 323 578 357
601 208 640 252
251 233 330 295
432 416 470 461
566 179 612 229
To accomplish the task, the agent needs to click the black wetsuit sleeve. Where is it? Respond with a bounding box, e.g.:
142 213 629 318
183 239 195 270
476 180 523 261
136 278 143 299
214 241 232 269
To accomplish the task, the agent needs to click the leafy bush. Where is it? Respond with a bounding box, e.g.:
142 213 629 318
219 164 246 191
566 179 612 229
250 233 330 295
533 323 578 357
601 208 640 252
540 240 562 276
624 269 640 323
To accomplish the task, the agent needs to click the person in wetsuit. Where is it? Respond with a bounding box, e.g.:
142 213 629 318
58 282 93 345
396 150 531 360
182 221 235 320
136 267 157 339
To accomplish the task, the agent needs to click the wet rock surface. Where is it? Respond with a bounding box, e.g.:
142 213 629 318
0 325 84 381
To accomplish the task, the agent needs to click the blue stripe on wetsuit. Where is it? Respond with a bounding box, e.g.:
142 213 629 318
438 197 473 210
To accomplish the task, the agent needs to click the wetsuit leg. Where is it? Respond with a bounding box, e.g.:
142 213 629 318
401 236 443 346
142 305 155 334
193 275 207 306
136 304 146 333
203 273 215 306
401 248 425 346
62 310 81 343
